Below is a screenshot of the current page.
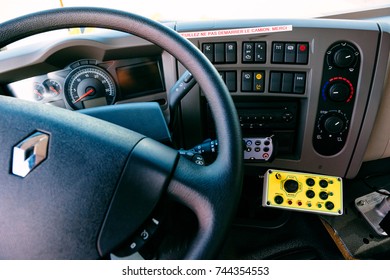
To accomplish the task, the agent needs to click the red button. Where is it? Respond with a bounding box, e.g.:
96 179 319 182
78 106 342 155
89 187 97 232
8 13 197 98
299 44 307 52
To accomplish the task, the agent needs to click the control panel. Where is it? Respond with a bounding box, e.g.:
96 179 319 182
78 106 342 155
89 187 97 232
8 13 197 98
200 40 308 160
180 20 384 178
201 40 309 95
313 41 360 156
244 137 274 161
262 169 343 215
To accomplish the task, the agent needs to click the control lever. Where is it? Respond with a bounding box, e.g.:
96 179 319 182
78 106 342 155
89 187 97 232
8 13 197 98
180 136 276 165
179 139 218 165
169 70 197 115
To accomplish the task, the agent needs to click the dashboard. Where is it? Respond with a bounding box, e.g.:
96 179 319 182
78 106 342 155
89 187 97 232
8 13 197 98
1 10 390 260
2 19 389 181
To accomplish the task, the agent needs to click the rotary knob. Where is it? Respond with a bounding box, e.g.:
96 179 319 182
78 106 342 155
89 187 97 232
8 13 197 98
333 47 356 68
328 82 350 102
323 115 345 134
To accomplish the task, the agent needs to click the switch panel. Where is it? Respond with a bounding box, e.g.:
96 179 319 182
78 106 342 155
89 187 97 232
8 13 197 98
262 169 343 215
219 71 237 92
243 41 266 63
272 42 309 64
241 71 265 92
269 71 306 94
202 42 237 64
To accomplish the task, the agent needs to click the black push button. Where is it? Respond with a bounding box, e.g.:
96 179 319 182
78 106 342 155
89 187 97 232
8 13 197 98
253 71 265 92
243 42 254 62
306 190 315 198
293 73 306 94
225 42 237 63
306 178 315 187
225 71 237 92
214 43 225 63
319 179 328 188
296 43 309 64
284 179 299 193
274 195 284 204
202 43 214 62
325 201 335 210
284 43 296 63
319 191 329 200
241 72 253 91
255 42 266 63
272 42 284 63
269 72 282 92
281 72 293 93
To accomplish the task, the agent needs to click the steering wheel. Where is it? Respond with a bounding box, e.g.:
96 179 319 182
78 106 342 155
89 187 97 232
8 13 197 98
0 7 243 259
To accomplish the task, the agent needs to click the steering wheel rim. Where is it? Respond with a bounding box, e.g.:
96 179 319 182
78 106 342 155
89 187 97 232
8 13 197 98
0 7 243 259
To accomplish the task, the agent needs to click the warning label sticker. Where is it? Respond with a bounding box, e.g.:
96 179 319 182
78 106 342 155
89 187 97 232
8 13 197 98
180 25 293 39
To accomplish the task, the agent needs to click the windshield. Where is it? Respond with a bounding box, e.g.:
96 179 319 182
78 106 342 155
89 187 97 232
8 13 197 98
2 0 390 23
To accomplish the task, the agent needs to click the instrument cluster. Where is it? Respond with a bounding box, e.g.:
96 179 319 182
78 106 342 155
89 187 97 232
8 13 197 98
7 57 165 110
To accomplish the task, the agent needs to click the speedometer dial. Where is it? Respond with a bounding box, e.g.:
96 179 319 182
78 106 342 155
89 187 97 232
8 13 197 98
64 66 116 110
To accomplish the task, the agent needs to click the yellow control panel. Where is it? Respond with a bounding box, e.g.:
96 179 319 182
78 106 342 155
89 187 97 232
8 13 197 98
262 169 343 215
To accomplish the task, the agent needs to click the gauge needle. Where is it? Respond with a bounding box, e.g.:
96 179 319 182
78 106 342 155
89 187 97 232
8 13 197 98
49 86 59 95
34 90 43 97
74 88 94 103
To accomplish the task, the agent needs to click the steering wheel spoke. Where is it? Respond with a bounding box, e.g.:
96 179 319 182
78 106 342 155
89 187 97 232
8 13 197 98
98 138 179 256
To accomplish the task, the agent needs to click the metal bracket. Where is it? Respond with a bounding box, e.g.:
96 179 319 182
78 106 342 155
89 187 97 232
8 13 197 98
355 190 390 236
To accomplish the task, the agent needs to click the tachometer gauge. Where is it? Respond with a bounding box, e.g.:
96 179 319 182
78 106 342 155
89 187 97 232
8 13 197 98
33 83 45 101
64 66 116 110
43 79 61 97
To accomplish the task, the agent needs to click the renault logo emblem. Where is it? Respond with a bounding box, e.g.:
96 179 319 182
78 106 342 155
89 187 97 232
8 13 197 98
12 132 49 178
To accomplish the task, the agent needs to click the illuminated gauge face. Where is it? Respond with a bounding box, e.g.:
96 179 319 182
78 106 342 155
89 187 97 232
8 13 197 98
64 66 116 110
43 79 61 97
33 83 45 101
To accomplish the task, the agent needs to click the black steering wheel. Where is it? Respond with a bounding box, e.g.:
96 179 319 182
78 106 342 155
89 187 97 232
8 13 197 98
0 7 243 259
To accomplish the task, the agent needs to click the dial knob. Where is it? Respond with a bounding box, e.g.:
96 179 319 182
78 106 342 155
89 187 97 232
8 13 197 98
328 82 350 102
324 115 345 134
284 179 299 193
333 48 355 68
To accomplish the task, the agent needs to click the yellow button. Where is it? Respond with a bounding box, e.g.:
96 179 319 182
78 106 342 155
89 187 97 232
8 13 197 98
256 73 263 80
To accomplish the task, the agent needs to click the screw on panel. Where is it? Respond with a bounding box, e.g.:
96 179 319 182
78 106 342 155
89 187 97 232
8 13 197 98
356 200 365 207
275 173 282 180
